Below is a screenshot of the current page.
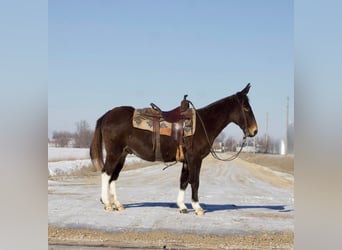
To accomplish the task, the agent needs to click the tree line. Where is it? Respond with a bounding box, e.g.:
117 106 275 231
214 123 294 154
50 120 94 148
51 120 294 154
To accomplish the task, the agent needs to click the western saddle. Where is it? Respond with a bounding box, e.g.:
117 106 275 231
142 95 192 162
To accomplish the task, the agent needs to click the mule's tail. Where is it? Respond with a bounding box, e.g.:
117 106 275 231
90 116 104 171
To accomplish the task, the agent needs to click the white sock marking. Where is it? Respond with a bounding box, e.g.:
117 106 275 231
101 173 111 205
177 190 187 210
109 180 121 207
191 201 202 211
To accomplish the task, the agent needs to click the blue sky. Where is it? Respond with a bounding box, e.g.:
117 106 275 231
48 0 293 141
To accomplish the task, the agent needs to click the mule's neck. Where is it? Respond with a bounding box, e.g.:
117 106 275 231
197 94 238 144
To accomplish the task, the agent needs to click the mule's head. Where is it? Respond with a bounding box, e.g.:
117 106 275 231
234 83 258 138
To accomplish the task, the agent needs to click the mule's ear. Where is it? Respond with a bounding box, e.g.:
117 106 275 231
240 83 251 95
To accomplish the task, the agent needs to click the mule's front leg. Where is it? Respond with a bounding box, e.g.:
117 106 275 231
101 172 113 211
191 181 205 216
190 165 205 216
177 163 189 213
177 190 188 213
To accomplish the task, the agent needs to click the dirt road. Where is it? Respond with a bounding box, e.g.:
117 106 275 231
49 226 293 249
49 153 294 249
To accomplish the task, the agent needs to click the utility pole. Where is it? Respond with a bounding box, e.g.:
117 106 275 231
285 96 289 155
265 112 268 153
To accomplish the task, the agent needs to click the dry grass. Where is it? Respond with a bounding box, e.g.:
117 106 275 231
72 164 98 175
48 163 97 181
48 157 90 163
238 152 294 174
49 226 294 249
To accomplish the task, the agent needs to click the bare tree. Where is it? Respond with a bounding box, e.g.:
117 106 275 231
225 136 237 152
52 131 73 147
212 131 226 152
74 120 93 148
214 131 226 143
255 134 278 154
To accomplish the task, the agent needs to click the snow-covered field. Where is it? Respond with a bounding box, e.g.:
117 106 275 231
48 147 294 236
48 147 91 161
48 147 146 176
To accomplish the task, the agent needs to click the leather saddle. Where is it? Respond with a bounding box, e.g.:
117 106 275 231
139 95 192 162
150 104 183 123
148 94 191 122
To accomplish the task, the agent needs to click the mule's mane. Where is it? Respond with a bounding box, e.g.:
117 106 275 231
194 92 250 143
199 92 248 111
203 95 233 109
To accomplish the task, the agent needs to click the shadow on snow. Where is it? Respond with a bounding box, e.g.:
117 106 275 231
124 202 291 213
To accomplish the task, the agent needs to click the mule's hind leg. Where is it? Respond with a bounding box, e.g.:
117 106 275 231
177 162 189 213
109 181 124 211
101 152 126 211
108 155 126 211
101 172 113 211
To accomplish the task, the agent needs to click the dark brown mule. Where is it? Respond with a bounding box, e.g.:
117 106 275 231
90 83 257 215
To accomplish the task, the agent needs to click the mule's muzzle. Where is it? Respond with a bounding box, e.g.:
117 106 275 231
252 128 258 136
245 125 258 138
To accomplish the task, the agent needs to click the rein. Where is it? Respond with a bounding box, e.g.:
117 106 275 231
162 95 248 170
188 96 247 162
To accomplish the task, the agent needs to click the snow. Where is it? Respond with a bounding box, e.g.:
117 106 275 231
48 159 92 176
48 147 147 176
48 147 294 235
48 147 90 161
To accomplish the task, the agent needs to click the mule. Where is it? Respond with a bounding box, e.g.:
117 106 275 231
90 83 258 215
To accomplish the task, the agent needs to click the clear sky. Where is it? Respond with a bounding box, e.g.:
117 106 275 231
48 0 293 141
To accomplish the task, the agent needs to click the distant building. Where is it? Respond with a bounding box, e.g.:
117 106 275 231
48 137 76 148
236 138 257 153
236 145 257 153
212 142 225 152
48 139 57 147
280 139 286 155
67 138 76 147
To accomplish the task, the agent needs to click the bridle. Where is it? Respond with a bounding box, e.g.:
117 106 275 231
162 95 250 170
190 94 249 161
235 94 249 139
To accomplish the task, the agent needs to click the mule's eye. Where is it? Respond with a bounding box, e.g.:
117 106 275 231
243 107 249 112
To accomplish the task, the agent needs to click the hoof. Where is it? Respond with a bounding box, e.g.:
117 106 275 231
195 209 205 216
115 204 125 211
104 204 113 211
179 209 188 214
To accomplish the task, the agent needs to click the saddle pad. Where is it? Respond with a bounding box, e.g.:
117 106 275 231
132 108 196 137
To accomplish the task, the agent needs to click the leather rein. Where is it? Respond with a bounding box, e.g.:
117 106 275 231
162 95 248 170
189 94 247 162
